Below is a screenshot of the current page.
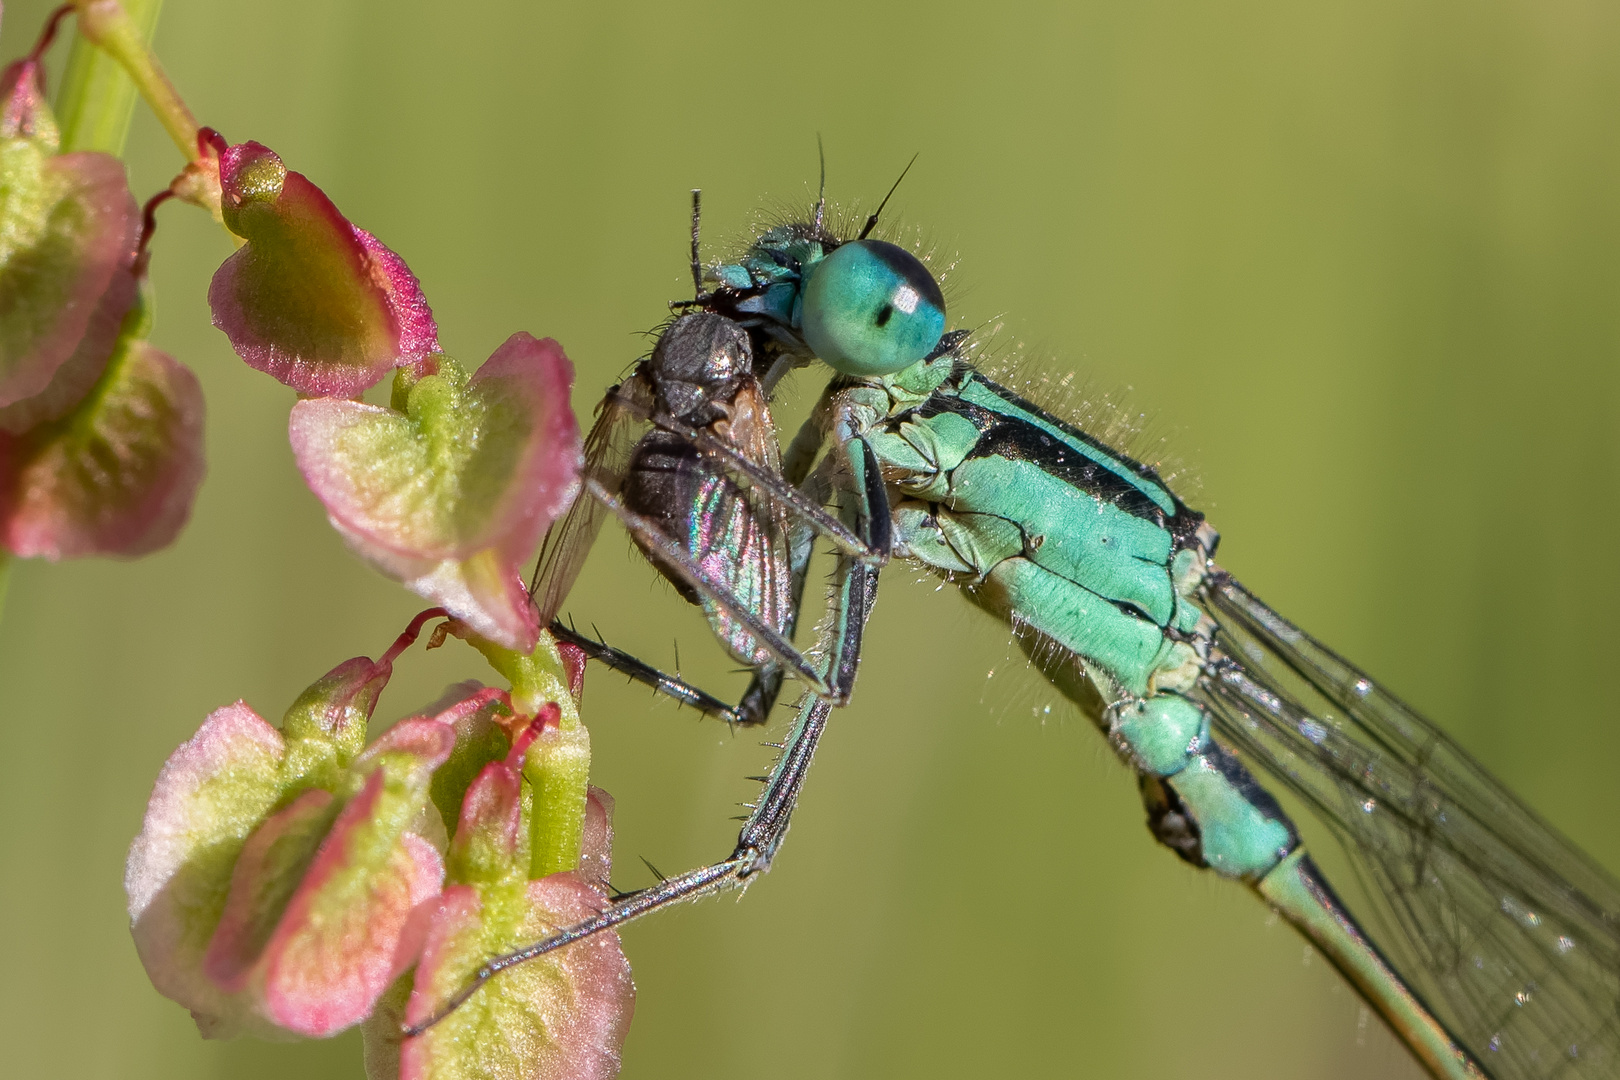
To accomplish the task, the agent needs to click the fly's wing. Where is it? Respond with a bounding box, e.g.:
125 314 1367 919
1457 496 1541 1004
531 378 651 624
1195 570 1620 1080
688 377 797 668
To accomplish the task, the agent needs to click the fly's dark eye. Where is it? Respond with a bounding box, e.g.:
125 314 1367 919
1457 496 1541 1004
801 240 945 377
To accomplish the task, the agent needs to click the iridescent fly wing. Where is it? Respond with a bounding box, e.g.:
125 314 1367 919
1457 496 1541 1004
673 375 797 668
1195 571 1620 1080
530 376 652 625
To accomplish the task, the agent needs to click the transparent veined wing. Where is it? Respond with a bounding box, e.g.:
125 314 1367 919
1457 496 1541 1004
672 376 797 667
1196 570 1620 1080
532 368 797 670
530 377 650 625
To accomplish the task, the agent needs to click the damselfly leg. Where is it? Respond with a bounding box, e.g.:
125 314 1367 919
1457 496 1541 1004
410 523 881 1034
404 690 837 1035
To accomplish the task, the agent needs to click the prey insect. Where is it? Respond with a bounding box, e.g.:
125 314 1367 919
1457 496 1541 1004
531 191 885 729
426 183 1620 1080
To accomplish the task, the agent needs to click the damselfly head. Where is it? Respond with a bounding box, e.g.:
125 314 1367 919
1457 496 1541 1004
801 239 945 377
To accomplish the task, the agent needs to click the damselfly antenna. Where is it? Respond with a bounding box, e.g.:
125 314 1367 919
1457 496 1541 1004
689 189 703 298
857 153 919 240
814 135 827 235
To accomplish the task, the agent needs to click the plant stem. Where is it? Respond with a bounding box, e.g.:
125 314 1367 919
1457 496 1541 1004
55 0 163 154
523 723 591 880
467 630 581 728
60 0 193 159
462 630 593 879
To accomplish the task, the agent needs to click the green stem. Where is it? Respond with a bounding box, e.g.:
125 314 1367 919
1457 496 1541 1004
59 0 192 159
523 723 591 879
462 630 592 878
466 630 581 728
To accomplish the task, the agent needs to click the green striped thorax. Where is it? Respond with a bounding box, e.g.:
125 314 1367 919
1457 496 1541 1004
715 224 1216 705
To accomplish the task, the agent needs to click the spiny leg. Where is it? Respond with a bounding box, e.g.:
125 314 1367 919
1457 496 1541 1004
588 464 888 710
559 407 883 725
552 619 790 729
558 445 881 725
549 619 756 725
596 372 878 562
588 477 836 698
648 409 882 565
591 371 880 564
404 463 885 1034
402 676 837 1036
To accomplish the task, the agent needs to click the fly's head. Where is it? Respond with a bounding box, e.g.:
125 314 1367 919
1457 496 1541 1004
648 311 754 425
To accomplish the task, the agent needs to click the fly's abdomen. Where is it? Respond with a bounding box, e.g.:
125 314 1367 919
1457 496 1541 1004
689 469 794 668
623 431 794 668
624 431 709 607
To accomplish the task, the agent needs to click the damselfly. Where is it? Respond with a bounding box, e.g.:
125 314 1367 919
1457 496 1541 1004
422 186 1620 1080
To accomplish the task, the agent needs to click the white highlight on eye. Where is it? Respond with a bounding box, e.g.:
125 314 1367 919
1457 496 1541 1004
892 284 920 315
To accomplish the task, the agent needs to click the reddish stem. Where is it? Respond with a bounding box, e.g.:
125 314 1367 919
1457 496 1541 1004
378 607 451 669
506 716 543 765
433 686 514 730
28 5 76 68
504 702 560 767
133 187 175 276
196 125 228 161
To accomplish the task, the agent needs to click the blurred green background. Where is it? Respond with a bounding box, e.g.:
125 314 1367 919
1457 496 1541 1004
2 1 1618 1077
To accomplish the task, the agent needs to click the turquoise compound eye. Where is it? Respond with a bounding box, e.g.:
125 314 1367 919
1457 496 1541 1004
801 239 946 377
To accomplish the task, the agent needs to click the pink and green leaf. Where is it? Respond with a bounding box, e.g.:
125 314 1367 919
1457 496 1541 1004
208 141 439 396
0 55 139 411
0 246 138 432
128 670 457 1038
201 787 340 994
126 702 288 1037
0 315 205 560
289 334 582 650
253 773 446 1036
